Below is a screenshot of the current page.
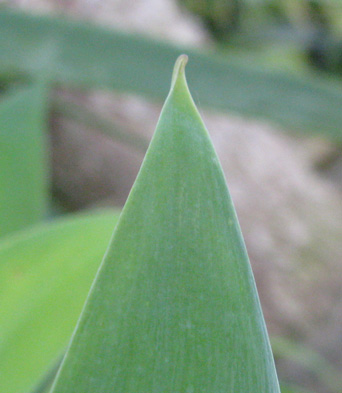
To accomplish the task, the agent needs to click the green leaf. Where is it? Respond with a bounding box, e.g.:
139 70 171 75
0 83 49 237
0 209 120 393
51 56 280 392
1 8 342 140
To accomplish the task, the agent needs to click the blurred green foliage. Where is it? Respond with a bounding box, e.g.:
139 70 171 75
0 83 49 237
179 0 342 77
2 8 342 140
0 210 120 393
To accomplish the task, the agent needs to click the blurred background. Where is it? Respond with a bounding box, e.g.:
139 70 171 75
0 1 342 393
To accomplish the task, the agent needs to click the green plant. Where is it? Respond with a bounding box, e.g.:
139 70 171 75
49 55 280 392
0 83 49 236
1 6 340 393
0 210 120 393
2 7 342 140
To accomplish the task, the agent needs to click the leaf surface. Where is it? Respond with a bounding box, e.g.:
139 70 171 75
0 209 120 393
1 8 342 139
51 56 280 393
0 83 49 236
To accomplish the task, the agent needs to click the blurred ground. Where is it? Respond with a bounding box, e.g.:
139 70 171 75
5 0 342 392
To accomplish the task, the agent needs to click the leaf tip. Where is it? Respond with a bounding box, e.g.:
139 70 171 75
171 54 188 90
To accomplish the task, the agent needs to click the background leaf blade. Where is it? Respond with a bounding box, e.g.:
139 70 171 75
0 209 120 393
1 8 342 140
0 83 49 236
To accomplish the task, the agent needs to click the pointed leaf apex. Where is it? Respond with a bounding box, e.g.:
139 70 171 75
171 54 188 90
49 54 281 393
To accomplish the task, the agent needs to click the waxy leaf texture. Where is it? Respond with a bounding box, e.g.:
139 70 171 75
51 56 280 393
